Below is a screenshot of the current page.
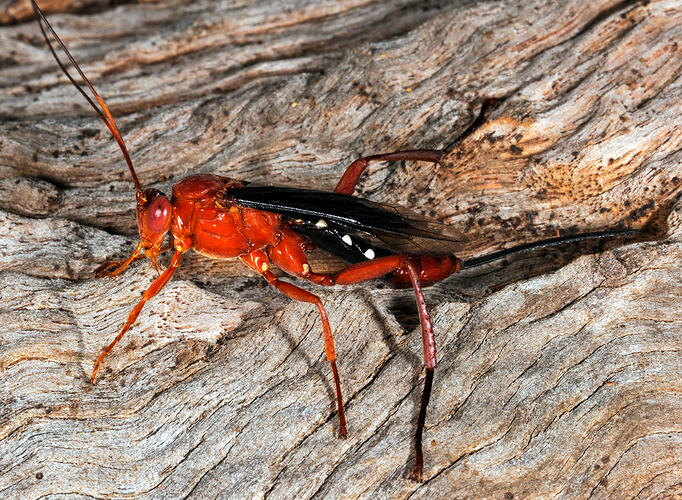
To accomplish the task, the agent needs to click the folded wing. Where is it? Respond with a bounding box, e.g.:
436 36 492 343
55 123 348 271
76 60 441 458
223 186 467 261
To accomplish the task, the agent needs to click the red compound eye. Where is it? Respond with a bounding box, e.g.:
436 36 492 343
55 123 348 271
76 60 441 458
147 195 170 233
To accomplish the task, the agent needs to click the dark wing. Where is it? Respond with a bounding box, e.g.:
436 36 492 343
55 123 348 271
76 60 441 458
223 186 467 260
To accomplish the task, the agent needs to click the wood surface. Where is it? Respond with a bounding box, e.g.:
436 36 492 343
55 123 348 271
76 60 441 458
1 0 681 498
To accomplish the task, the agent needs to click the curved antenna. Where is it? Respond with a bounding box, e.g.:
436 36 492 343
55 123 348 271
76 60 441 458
31 0 144 198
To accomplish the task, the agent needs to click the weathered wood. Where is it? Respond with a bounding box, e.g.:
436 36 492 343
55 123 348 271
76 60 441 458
1 0 681 498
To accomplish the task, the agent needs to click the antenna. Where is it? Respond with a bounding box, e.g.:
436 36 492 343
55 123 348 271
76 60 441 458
31 1 144 198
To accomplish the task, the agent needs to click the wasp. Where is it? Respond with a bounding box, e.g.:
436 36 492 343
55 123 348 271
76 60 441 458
31 1 638 480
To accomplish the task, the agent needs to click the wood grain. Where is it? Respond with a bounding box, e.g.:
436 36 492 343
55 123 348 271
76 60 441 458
0 0 680 498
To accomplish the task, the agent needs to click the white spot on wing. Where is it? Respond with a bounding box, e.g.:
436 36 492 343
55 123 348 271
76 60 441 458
342 234 353 246
364 248 376 259
315 219 328 228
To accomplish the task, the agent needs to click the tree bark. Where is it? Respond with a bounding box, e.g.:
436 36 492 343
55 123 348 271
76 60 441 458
0 0 680 498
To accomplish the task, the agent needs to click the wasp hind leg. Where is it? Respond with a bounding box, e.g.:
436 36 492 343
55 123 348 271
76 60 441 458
266 232 437 481
334 150 443 195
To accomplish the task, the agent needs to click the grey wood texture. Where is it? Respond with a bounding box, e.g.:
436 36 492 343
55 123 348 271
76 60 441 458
0 0 681 498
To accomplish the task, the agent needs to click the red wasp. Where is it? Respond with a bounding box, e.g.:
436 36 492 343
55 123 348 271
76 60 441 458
32 1 638 481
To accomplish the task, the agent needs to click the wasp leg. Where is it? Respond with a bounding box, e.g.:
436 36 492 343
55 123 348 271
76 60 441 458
96 241 144 278
267 231 439 481
323 257 436 481
323 258 435 481
334 150 442 195
240 249 347 437
91 251 183 384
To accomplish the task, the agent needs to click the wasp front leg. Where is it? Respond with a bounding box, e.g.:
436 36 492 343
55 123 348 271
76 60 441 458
95 241 144 278
91 251 183 384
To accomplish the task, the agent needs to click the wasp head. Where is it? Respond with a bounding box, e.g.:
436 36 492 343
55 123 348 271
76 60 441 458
137 188 172 269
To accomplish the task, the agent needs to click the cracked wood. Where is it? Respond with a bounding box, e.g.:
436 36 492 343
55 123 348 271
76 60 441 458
1 0 681 498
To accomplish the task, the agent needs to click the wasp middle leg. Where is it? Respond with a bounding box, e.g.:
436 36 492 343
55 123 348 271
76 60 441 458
240 249 347 437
